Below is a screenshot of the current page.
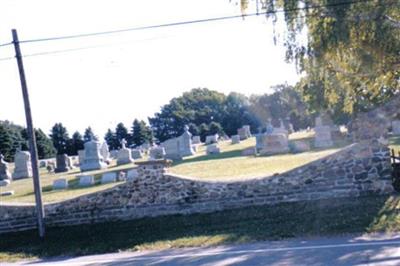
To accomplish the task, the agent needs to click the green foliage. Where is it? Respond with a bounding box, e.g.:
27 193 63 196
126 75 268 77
66 131 84 156
104 129 119 150
249 84 312 130
50 123 69 155
250 0 400 114
83 127 95 143
33 129 56 159
149 88 260 142
131 119 153 147
0 123 14 161
115 123 129 148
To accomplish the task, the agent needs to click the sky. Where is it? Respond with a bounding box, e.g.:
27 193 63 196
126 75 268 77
0 0 301 138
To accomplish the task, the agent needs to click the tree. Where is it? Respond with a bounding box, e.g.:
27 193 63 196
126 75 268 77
66 131 84 155
240 0 399 114
50 123 69 155
32 129 56 159
83 127 95 142
115 123 129 148
104 129 119 150
208 122 224 136
131 119 153 147
0 123 14 161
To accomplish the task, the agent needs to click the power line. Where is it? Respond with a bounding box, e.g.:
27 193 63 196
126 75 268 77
18 0 376 44
0 41 13 47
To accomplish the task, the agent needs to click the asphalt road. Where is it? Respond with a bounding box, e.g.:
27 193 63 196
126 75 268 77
5 233 400 266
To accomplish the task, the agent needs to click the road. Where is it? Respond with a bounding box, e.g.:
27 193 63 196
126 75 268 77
5 233 400 266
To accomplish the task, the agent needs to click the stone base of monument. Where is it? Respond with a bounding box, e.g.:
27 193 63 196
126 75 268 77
291 140 311 153
53 178 68 190
101 172 117 184
241 147 256 156
259 134 290 155
78 175 95 187
206 144 220 155
80 160 107 172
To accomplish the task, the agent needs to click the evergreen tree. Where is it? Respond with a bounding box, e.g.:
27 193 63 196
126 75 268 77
83 127 95 142
50 123 69 155
104 129 119 150
198 123 209 142
131 119 153 147
115 123 129 148
0 123 14 161
34 129 56 159
208 122 224 136
69 131 84 155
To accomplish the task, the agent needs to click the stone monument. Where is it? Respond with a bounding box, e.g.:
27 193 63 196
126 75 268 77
259 134 289 155
131 149 143 159
231 135 240 144
206 144 220 155
149 146 166 160
55 154 71 173
205 134 219 144
192 136 201 144
314 115 334 148
12 151 32 180
117 139 134 165
238 125 251 140
100 142 111 163
179 125 195 157
0 154 11 181
80 140 107 172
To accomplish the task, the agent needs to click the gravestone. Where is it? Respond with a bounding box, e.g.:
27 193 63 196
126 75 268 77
259 134 289 155
55 154 71 173
39 160 47 168
231 135 241 144
101 172 117 184
78 149 85 165
272 119 289 136
205 134 219 144
80 140 107 172
314 115 333 148
237 125 251 140
78 175 95 187
0 154 11 181
12 151 32 180
241 147 256 156
291 140 311 153
179 125 195 157
192 136 201 144
100 142 111 163
392 120 400 135
162 138 182 160
149 147 166 160
206 144 220 155
53 178 68 190
131 149 143 159
117 139 134 165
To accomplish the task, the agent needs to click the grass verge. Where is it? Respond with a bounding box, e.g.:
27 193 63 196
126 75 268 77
1 195 399 262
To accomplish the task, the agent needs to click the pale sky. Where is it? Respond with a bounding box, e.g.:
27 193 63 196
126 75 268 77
0 0 300 138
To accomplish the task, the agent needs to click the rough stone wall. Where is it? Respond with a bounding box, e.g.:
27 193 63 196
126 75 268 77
0 140 393 234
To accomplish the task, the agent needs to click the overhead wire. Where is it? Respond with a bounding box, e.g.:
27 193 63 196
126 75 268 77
0 0 391 62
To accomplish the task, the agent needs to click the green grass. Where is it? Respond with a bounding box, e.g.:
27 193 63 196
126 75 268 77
169 136 347 180
0 162 139 203
1 195 399 262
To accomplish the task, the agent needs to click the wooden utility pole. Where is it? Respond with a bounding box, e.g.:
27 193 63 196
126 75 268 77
12 29 45 238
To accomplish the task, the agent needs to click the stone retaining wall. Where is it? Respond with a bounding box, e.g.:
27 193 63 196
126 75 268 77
0 140 394 234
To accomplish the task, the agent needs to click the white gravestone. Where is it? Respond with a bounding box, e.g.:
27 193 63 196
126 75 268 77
101 172 117 184
100 142 111 163
149 147 166 160
53 178 68 190
78 175 95 187
259 134 289 155
231 135 241 144
117 139 134 165
192 136 201 144
12 151 32 180
80 140 107 171
206 144 220 155
131 149 143 159
205 134 219 144
78 149 85 165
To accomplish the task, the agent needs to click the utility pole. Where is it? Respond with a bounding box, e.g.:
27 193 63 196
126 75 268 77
12 29 45 238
